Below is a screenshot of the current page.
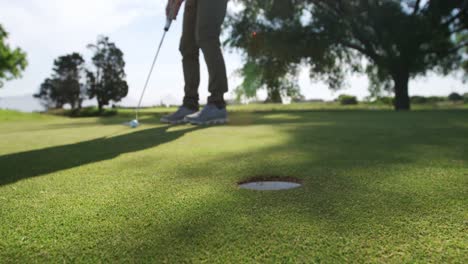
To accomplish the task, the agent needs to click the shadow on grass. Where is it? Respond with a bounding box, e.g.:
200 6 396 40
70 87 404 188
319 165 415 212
0 125 200 186
41 113 166 131
2 110 467 187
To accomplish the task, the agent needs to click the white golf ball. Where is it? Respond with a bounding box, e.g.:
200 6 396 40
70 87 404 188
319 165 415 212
130 120 139 128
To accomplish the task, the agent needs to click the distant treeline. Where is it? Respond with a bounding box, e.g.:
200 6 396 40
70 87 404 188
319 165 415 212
34 36 128 113
334 93 468 106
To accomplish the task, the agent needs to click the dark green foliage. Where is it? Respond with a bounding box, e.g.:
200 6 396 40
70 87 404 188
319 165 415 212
87 36 128 112
71 107 117 117
411 96 428 104
233 59 304 103
448 92 464 101
48 107 117 117
0 24 27 88
410 96 451 104
34 78 64 109
427 96 447 103
337 94 358 105
226 0 468 110
458 32 468 81
34 53 86 110
233 61 262 102
375 96 395 105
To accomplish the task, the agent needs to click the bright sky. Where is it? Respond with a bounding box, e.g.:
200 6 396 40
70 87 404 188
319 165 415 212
0 0 466 107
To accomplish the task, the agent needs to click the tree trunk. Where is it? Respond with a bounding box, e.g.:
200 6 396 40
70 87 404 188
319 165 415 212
266 87 283 103
393 71 410 111
98 100 104 113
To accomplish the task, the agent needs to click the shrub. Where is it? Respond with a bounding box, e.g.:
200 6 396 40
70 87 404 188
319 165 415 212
426 96 446 104
70 107 117 117
337 94 358 105
448 92 463 102
375 96 394 105
411 96 428 104
48 107 117 117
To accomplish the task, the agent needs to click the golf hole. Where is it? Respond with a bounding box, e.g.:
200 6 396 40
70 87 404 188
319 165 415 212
238 177 302 191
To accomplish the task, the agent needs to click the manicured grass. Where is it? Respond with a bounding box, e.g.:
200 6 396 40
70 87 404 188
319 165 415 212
0 105 467 263
119 101 468 115
0 109 52 122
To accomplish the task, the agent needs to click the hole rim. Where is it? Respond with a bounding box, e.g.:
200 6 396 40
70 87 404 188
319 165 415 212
238 176 303 187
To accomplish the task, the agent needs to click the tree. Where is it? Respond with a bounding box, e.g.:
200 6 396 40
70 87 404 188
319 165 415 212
34 53 86 110
460 33 468 81
0 24 27 88
226 2 340 103
87 36 128 112
227 0 468 110
448 92 463 101
34 78 64 109
337 94 358 105
234 59 303 103
53 53 87 110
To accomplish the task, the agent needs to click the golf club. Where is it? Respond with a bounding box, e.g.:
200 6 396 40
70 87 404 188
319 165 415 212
129 6 175 128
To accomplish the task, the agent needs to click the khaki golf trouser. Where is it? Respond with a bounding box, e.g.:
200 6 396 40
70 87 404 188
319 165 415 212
180 0 229 110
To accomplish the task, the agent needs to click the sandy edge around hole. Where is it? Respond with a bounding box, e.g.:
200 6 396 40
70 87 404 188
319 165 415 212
237 176 303 185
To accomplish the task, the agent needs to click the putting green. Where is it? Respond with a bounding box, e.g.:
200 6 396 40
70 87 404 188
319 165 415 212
0 106 467 262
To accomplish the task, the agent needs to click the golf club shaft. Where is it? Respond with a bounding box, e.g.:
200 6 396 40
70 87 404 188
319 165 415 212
135 30 168 121
135 1 176 122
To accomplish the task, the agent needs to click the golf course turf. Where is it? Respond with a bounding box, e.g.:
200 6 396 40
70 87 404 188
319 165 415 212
0 105 467 262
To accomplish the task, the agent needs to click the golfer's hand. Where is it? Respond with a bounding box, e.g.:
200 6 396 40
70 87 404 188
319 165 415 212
166 0 184 20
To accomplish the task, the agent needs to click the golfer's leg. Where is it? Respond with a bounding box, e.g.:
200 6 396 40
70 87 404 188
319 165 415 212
196 0 229 108
180 0 200 111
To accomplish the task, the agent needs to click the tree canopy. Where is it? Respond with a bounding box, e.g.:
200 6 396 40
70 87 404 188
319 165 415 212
226 0 468 110
34 53 86 110
0 24 27 88
87 36 128 112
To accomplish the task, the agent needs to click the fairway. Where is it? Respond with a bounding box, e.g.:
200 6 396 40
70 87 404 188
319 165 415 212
0 107 467 262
